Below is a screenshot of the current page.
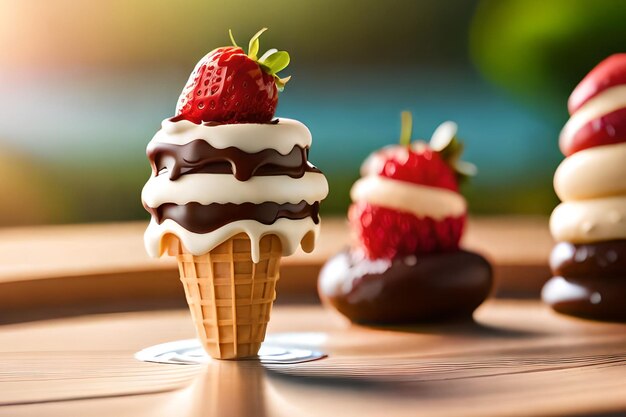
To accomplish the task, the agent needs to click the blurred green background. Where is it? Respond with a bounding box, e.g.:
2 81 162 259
1 0 625 226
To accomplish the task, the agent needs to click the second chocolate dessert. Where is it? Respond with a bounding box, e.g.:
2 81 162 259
319 249 492 324
318 113 493 324
543 240 626 321
543 54 626 322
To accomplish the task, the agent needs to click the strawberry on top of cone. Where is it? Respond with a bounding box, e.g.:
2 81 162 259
174 28 291 124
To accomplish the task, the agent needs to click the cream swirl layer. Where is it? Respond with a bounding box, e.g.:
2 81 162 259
145 217 319 262
142 172 328 208
152 118 312 154
550 196 626 243
560 85 626 146
143 118 328 261
554 142 626 201
350 176 466 220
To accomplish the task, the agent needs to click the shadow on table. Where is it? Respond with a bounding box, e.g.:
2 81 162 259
364 318 543 339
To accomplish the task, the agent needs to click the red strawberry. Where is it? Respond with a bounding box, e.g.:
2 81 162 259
365 145 459 192
559 107 626 156
560 54 626 156
174 28 291 124
349 202 465 260
568 53 626 115
349 112 473 260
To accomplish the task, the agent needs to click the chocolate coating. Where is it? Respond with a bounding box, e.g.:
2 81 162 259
550 240 626 278
542 276 626 322
318 249 493 324
148 201 319 234
147 140 320 182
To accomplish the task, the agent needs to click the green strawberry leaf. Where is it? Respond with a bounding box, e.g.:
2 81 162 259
259 48 278 62
429 121 477 181
232 28 291 92
275 75 292 92
259 51 290 75
440 137 476 183
228 29 239 47
438 136 464 164
247 27 268 60
455 160 478 178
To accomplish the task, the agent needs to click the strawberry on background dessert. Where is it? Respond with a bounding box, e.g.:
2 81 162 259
318 112 492 324
141 29 329 359
543 54 626 322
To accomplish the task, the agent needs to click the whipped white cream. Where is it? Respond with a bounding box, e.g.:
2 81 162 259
351 176 466 220
145 217 318 262
554 142 626 201
143 118 328 262
142 171 328 207
560 85 626 148
153 118 312 154
550 196 626 243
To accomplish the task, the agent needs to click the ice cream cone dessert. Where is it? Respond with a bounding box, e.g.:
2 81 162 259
141 29 328 358
318 112 492 323
543 54 626 322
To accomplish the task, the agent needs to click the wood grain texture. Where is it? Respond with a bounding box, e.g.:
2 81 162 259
0 300 625 417
0 217 553 319
0 217 551 282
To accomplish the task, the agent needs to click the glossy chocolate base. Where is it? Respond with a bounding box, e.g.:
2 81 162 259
544 241 626 322
318 249 493 324
550 240 626 278
542 276 626 322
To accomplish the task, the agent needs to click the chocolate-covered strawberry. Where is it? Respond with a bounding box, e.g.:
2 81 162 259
349 112 473 260
319 112 492 324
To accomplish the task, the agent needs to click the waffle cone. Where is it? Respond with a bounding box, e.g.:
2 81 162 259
167 233 282 359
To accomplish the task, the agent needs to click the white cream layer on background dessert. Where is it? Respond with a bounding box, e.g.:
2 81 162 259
560 85 626 149
551 84 626 245
350 175 466 220
554 142 626 201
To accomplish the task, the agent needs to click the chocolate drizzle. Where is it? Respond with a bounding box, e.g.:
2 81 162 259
147 140 321 181
149 201 319 233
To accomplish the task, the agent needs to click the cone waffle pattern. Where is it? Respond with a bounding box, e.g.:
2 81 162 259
176 233 281 359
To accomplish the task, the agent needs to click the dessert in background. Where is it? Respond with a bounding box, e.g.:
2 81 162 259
318 112 492 323
142 29 329 358
543 54 626 322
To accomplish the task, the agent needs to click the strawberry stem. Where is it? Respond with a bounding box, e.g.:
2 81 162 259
399 111 413 147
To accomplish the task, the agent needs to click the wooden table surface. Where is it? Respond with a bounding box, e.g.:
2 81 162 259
0 216 553 321
1 301 625 417
2 217 625 416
